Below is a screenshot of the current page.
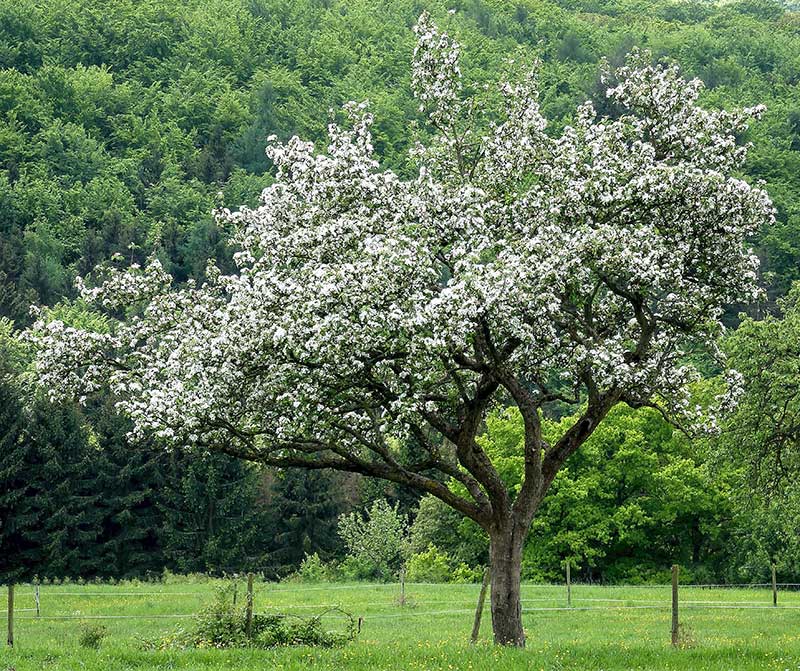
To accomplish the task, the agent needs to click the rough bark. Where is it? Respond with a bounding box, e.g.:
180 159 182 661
488 523 526 646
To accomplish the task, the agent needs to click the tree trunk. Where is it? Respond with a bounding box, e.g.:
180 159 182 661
489 526 526 646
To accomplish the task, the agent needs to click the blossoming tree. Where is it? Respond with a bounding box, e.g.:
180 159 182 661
31 14 772 645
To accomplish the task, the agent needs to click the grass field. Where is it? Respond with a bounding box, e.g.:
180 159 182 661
2 579 800 670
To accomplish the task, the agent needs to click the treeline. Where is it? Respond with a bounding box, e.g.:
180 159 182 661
2 0 800 323
0 375 354 582
2 0 800 584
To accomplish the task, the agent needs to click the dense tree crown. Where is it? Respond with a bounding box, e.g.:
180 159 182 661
33 15 770 522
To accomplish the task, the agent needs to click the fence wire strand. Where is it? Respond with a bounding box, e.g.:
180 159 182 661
4 580 800 626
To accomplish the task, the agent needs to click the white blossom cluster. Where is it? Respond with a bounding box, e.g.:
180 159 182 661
29 17 772 509
412 12 462 126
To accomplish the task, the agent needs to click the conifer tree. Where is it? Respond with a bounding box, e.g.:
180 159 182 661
24 398 102 579
91 400 168 578
159 450 272 574
266 470 348 577
0 377 33 583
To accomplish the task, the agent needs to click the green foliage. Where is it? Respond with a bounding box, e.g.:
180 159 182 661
87 400 167 578
412 404 759 584
725 491 800 582
78 623 108 650
337 555 385 582
723 284 800 488
253 610 355 649
450 563 484 584
405 545 453 583
0 0 799 323
719 285 800 580
338 499 408 581
403 542 484 584
289 553 336 583
533 406 736 582
0 316 25 374
150 585 356 650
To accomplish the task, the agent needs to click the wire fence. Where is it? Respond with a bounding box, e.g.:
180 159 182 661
4 571 800 646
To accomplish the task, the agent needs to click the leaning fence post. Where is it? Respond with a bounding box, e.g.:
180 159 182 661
772 563 777 607
245 573 254 639
566 561 572 608
7 584 14 647
34 583 40 618
671 565 679 647
470 567 490 644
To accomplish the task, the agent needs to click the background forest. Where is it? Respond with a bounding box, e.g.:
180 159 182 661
2 0 800 585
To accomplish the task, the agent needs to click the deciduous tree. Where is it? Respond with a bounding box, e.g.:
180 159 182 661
724 284 800 487
30 15 772 645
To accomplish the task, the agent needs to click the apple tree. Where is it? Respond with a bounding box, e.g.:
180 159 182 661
29 14 771 645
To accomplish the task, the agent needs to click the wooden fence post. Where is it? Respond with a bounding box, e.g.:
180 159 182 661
470 568 490 645
245 573 254 639
671 565 679 647
399 567 406 607
7 584 13 648
566 561 572 608
772 563 777 607
35 583 40 618
233 579 238 606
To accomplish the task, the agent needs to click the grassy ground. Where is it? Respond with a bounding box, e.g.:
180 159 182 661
2 579 800 670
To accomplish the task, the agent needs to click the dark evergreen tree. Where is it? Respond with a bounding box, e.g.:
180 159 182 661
0 377 35 583
90 400 168 578
265 470 350 577
159 450 272 574
0 389 104 582
24 398 103 579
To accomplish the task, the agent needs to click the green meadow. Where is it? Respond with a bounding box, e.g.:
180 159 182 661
2 579 800 670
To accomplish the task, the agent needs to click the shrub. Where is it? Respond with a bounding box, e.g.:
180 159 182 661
451 563 484 584
191 586 247 648
254 611 355 648
288 553 336 583
145 584 356 650
339 555 387 582
78 623 108 649
406 545 452 583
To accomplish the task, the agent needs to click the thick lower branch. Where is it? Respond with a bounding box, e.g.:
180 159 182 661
542 389 620 489
211 435 491 526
